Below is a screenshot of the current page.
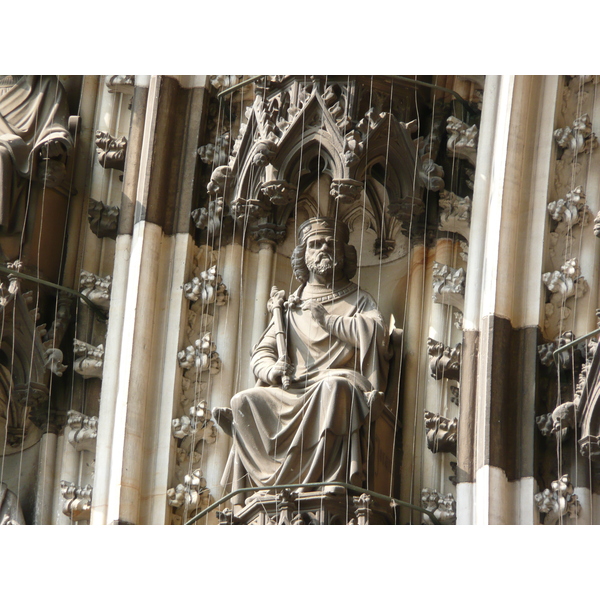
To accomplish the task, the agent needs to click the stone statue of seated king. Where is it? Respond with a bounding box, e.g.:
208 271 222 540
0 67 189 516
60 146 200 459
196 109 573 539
214 217 391 500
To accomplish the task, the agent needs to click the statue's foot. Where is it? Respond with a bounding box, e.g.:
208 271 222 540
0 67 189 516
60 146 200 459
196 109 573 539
212 407 234 437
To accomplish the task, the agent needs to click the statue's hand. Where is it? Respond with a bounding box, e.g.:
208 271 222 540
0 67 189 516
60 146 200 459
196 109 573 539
303 299 329 329
267 358 294 386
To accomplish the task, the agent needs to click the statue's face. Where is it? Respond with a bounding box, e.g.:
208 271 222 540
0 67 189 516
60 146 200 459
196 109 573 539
305 234 344 279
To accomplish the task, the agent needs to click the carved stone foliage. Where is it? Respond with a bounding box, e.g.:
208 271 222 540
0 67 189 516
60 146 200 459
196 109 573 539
73 340 104 379
95 130 127 171
542 258 589 332
61 481 93 521
427 338 461 381
177 333 221 373
432 262 465 312
424 411 457 455
66 410 98 452
538 330 587 370
547 186 591 233
198 132 231 167
191 166 233 238
167 468 211 513
184 265 228 306
106 75 134 94
438 191 471 240
80 271 112 311
88 198 119 239
330 179 363 205
450 385 459 406
446 116 478 165
554 114 598 157
534 474 581 525
421 489 456 525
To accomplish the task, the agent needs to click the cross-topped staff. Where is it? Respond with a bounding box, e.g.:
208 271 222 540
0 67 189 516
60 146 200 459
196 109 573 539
267 286 291 390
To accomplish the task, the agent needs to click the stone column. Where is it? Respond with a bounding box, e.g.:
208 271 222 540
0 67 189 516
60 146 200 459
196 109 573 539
457 76 560 524
33 431 58 524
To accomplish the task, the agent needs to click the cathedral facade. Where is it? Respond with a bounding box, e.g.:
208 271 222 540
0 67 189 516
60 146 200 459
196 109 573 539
0 75 596 525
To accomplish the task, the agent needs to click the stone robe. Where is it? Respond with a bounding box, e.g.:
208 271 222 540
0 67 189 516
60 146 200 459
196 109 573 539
223 281 390 492
0 75 73 231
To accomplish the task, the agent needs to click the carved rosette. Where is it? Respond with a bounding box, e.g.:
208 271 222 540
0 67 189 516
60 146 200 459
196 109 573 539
432 262 465 312
534 474 581 525
424 411 457 455
95 130 127 170
67 410 98 452
80 271 112 311
88 198 120 239
73 340 104 379
438 191 472 240
427 338 461 380
446 116 478 165
61 481 93 521
421 489 456 525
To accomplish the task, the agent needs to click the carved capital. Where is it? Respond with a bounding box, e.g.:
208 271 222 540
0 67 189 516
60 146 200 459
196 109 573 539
88 198 119 239
61 481 93 521
66 410 98 452
421 489 456 525
427 338 461 380
446 116 478 165
73 340 104 379
330 178 363 204
535 474 580 525
432 262 465 312
260 180 297 206
424 411 457 455
95 131 127 170
80 271 112 311
439 191 471 239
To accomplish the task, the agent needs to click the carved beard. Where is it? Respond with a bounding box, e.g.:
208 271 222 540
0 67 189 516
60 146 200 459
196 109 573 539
306 252 343 277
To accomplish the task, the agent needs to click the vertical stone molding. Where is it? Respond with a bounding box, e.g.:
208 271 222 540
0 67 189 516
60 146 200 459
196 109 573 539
534 475 581 525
